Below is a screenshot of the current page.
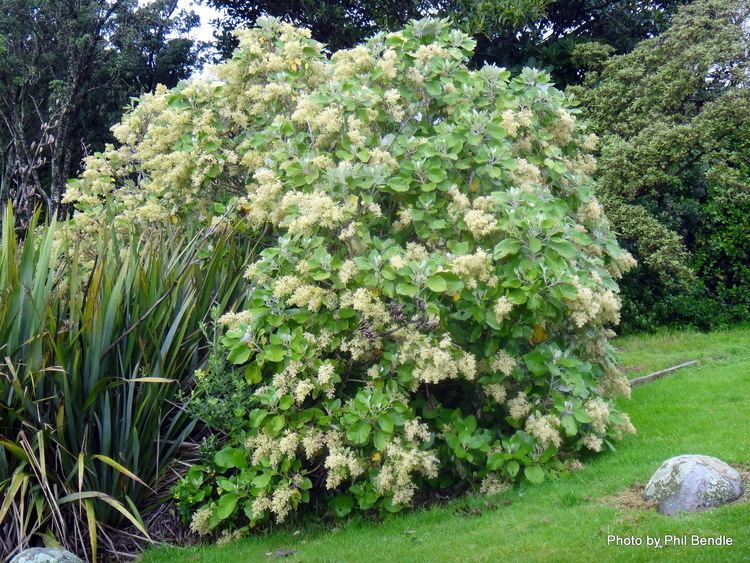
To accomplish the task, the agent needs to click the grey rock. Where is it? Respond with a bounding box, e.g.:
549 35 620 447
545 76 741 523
644 454 744 515
10 548 83 563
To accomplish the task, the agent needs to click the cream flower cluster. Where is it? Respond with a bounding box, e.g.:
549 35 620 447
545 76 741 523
279 191 346 234
245 429 299 466
404 419 432 443
549 108 576 144
584 398 610 433
599 367 632 399
513 158 543 191
263 361 323 406
251 484 299 522
508 392 532 419
582 433 603 452
491 350 517 376
485 383 507 404
568 278 621 328
577 197 604 223
480 474 509 495
398 330 477 385
501 108 533 137
325 444 365 489
375 439 439 504
464 209 498 239
493 296 513 324
340 288 391 326
189 505 213 536
525 414 562 449
451 249 496 289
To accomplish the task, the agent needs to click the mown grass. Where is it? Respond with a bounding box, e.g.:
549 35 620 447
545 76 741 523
616 326 750 378
143 330 750 562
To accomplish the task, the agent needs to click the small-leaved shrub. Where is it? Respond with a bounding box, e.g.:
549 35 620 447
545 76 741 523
570 0 750 330
67 18 637 539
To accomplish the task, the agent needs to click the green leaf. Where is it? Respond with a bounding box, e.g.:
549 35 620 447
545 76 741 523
487 453 504 471
167 95 190 110
426 275 447 293
396 283 418 297
0 471 29 523
426 167 446 183
266 415 285 435
524 465 545 484
347 420 372 444
216 493 239 519
507 289 528 305
561 414 577 437
264 346 285 362
92 455 149 490
389 176 411 192
425 81 442 97
329 494 354 517
214 447 248 469
252 473 273 488
248 409 268 428
227 345 251 365
58 492 151 539
377 413 395 433
547 238 577 258
373 431 390 451
383 496 404 513
523 350 548 377
279 395 294 411
245 364 262 384
84 499 97 561
494 238 521 259
506 460 520 478
573 408 593 424
609 411 626 425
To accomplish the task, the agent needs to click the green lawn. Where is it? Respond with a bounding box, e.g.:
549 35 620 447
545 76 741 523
616 327 750 378
143 329 750 562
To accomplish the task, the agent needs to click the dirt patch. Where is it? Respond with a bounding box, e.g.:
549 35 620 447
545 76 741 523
600 464 750 511
735 464 750 504
599 483 657 510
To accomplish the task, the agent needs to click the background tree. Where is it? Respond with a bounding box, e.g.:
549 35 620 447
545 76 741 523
476 0 688 84
569 0 750 330
0 0 201 226
205 0 687 84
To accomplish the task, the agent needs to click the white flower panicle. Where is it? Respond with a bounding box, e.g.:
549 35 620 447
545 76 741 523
493 296 513 324
525 414 562 448
491 350 517 376
451 249 496 289
508 392 532 419
375 439 439 505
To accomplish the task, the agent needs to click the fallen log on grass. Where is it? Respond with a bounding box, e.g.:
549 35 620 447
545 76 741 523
629 360 699 387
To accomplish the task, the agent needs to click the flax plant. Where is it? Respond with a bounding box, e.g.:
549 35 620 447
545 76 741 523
0 206 256 559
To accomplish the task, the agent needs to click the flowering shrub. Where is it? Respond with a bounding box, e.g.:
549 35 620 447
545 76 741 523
67 17 636 537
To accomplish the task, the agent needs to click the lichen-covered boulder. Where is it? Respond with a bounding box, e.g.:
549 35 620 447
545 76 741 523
644 455 744 515
10 548 83 563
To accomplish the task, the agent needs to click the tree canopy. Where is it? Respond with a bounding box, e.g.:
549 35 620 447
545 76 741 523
206 0 687 84
0 0 201 225
570 0 750 328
